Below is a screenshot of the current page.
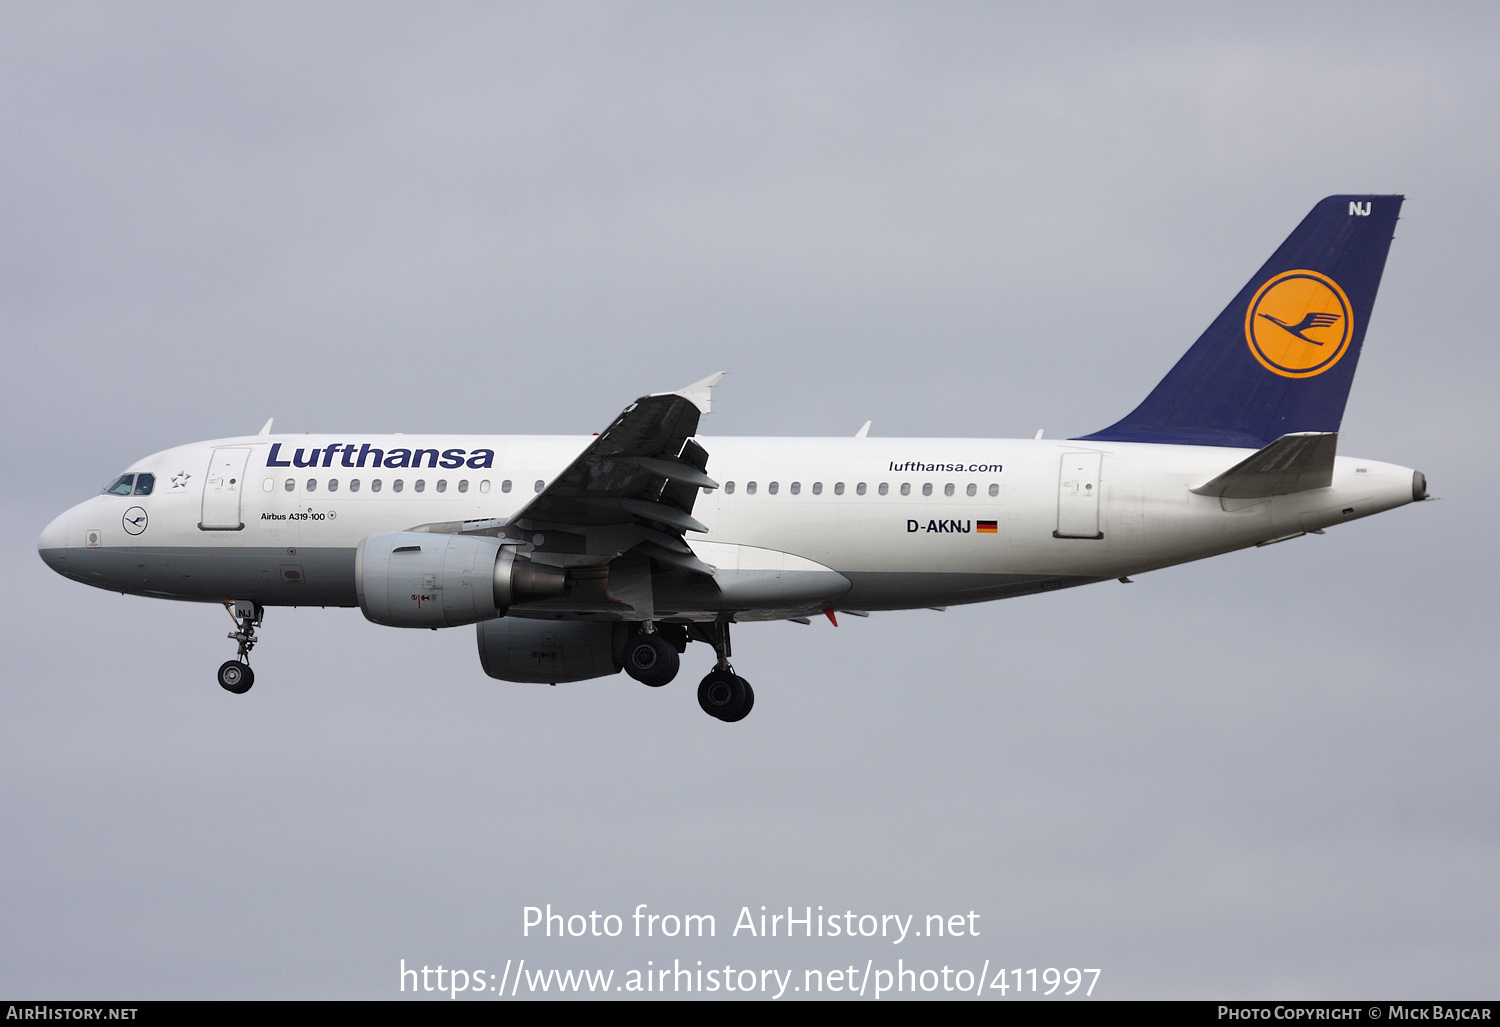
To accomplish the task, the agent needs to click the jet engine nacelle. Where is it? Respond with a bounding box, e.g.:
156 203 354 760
476 619 627 683
355 531 567 628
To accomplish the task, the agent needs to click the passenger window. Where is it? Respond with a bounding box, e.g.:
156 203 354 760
350 480 361 492
989 483 999 497
967 483 977 497
790 482 801 495
284 479 295 492
501 480 511 493
747 481 757 495
262 478 273 492
393 480 404 493
944 483 954 497
133 473 155 496
105 474 135 496
328 479 339 492
457 480 468 493
768 482 779 495
372 479 383 493
306 479 317 493
414 480 425 493
812 482 823 495
879 483 889 495
922 483 933 496
725 482 735 494
856 482 866 496
833 482 844 495
900 483 910 496
479 480 490 494
436 480 447 493
534 480 544 493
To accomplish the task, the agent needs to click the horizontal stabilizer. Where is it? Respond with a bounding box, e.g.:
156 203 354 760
1190 432 1337 499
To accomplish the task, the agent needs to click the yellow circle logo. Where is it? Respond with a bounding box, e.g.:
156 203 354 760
1244 270 1353 378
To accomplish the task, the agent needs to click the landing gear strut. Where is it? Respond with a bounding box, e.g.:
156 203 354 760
218 600 262 694
696 620 754 722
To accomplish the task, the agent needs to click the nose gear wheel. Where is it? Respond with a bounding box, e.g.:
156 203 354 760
217 660 254 694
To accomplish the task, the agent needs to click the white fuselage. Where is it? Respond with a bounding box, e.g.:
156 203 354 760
38 433 1418 620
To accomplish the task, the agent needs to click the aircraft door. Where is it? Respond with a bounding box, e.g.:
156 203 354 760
1056 452 1104 539
200 447 251 530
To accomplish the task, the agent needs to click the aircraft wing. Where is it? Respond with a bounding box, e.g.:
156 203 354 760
504 373 725 577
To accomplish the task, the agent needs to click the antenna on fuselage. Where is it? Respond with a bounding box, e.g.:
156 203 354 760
258 418 274 436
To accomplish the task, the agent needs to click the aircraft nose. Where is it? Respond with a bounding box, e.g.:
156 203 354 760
38 509 70 572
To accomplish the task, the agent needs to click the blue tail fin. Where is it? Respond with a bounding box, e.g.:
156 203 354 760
1079 195 1403 448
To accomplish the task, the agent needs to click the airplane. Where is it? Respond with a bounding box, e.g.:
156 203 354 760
38 195 1427 722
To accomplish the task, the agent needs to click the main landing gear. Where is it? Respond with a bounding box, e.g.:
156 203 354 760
696 620 754 723
624 620 755 722
218 600 262 695
622 623 682 688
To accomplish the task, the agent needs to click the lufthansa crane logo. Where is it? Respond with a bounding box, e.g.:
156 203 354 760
122 507 148 535
1245 270 1353 378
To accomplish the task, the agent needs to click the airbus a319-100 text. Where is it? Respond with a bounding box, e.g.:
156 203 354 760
39 196 1427 722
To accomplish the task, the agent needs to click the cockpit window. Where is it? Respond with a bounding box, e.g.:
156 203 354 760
104 474 135 496
133 473 155 496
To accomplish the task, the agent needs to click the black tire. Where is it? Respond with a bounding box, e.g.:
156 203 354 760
218 660 254 694
623 633 679 687
718 678 754 723
697 670 752 721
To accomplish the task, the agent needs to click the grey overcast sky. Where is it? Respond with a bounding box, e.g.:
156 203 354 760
3 1 1497 1000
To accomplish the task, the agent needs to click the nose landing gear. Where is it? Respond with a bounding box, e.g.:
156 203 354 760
218 600 262 694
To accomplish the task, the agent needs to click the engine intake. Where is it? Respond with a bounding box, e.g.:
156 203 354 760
355 532 567 628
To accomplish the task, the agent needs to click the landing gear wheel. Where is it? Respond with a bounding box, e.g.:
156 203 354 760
624 633 679 687
698 670 753 722
719 678 754 722
218 660 254 694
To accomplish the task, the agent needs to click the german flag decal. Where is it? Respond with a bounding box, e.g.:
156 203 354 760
977 521 998 533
